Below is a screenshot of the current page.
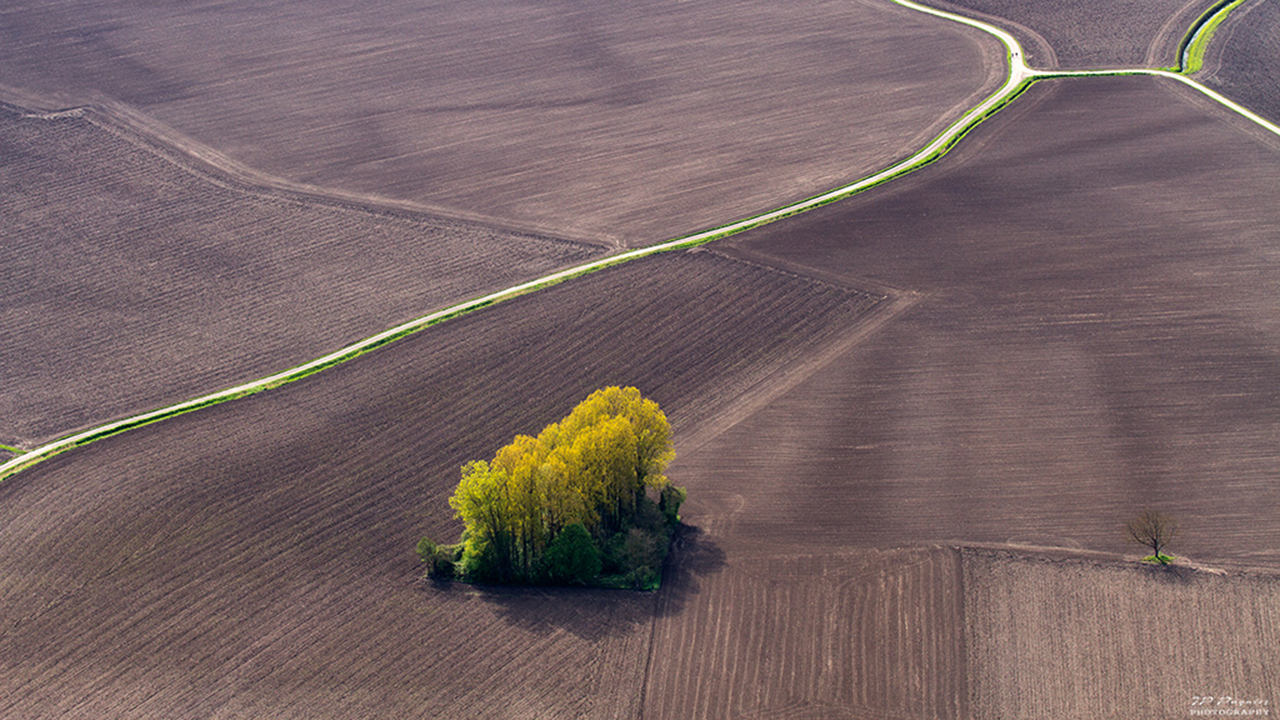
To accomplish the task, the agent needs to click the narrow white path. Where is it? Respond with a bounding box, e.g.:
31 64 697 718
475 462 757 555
2 0 1275 482
1042 66 1280 136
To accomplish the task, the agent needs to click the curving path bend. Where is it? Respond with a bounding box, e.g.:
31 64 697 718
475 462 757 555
1 0 1276 484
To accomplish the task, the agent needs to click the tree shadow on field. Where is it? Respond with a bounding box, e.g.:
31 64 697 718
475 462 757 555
652 523 728 619
1138 561 1198 585
465 583 645 642
457 523 727 641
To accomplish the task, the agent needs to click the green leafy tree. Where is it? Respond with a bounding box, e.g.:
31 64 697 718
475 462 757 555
433 386 683 586
540 523 601 585
415 537 459 579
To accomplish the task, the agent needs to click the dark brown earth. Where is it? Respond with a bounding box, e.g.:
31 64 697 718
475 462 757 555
926 0 1219 69
0 251 881 719
0 0 1003 245
0 104 600 446
5 2 1280 717
645 546 968 719
634 75 1280 719
7 74 1278 716
676 75 1280 567
1198 0 1280 124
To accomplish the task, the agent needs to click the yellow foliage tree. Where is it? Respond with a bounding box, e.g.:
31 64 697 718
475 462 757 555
445 387 678 584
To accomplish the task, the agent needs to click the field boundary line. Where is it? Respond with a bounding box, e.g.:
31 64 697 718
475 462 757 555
0 94 621 250
1027 67 1280 136
0 0 1043 485
677 288 924 456
914 0 1277 134
13 0 1275 484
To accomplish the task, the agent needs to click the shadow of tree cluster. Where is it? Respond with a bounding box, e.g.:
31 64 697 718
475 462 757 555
432 521 727 641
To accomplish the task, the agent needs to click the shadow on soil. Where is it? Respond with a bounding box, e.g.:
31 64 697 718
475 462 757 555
1139 561 1199 584
429 523 727 641
652 523 728 618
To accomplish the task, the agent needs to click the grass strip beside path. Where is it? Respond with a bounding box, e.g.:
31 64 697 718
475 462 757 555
1029 66 1280 137
1180 0 1250 73
0 0 1039 485
6 0 1276 484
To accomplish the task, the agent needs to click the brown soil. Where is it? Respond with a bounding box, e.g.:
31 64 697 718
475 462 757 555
926 0 1219 69
676 75 1280 567
645 545 968 719
1198 0 1280 124
0 104 600 446
964 547 1280 719
0 0 1003 245
0 250 880 719
4 7 1279 717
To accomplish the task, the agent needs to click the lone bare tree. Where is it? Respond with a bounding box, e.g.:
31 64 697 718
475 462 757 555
1125 508 1179 564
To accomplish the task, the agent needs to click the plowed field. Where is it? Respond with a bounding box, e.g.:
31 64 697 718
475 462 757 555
645 545 967 719
5 1 1280 716
965 547 1280 718
1199 0 1280 123
0 104 600 446
0 251 881 719
676 75 1280 566
927 0 1218 68
0 0 1003 244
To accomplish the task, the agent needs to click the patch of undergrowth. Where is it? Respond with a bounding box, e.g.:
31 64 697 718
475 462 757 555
1141 554 1177 566
417 386 685 590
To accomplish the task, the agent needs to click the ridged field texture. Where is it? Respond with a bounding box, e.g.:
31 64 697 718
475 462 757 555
0 251 881 719
0 105 600 446
964 548 1280 719
927 0 1218 68
0 0 1003 245
1198 0 1280 124
644 546 967 719
675 75 1280 566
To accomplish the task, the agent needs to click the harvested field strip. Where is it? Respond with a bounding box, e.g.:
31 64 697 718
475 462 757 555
644 546 967 719
0 105 603 444
0 250 883 718
964 547 1280 718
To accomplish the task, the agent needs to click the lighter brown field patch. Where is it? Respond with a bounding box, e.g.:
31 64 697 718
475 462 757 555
963 547 1280 719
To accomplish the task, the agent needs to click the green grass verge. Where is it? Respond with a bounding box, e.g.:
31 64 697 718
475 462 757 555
0 0 1041 486
1180 0 1249 74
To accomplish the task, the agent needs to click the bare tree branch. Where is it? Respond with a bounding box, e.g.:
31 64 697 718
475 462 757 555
1125 508 1179 564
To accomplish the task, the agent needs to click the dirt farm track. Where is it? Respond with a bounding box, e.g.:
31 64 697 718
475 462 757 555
3 0 1280 717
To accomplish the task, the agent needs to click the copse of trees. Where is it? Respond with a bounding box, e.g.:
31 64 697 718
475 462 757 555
419 387 686 589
